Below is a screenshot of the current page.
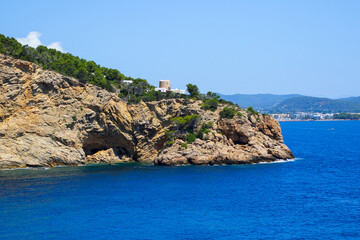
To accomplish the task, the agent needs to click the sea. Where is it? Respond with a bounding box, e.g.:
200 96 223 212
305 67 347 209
0 121 359 239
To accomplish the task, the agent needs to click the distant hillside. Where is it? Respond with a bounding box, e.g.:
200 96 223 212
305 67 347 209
217 93 303 110
269 96 360 113
339 96 360 104
218 93 360 113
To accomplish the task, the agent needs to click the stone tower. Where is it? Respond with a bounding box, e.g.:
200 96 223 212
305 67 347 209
159 80 171 91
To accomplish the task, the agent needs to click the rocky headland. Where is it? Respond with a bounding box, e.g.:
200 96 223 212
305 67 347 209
0 54 294 168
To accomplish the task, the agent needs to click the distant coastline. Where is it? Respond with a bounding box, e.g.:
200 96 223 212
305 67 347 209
278 119 360 122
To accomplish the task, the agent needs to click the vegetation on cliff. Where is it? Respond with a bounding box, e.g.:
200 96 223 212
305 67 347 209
165 115 216 147
220 107 237 119
186 84 200 97
0 33 249 112
201 92 220 112
0 33 156 98
247 106 259 115
167 114 199 145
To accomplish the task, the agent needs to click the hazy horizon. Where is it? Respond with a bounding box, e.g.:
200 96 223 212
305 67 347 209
218 93 359 100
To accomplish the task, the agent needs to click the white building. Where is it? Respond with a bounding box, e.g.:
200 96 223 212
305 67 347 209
171 88 186 94
154 87 167 92
121 80 133 84
155 80 186 94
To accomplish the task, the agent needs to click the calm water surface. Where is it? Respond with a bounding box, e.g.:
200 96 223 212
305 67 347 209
1 121 360 239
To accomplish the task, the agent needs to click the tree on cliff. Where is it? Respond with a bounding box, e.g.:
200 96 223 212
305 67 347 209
0 33 232 106
171 114 200 137
0 33 139 94
186 84 199 97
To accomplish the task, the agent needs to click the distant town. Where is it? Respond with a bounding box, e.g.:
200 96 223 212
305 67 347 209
218 93 360 121
271 113 334 121
271 112 360 121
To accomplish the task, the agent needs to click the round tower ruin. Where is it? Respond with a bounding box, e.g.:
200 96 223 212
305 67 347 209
159 80 171 91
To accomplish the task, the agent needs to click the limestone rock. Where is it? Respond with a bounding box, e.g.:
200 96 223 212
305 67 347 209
0 54 294 168
86 148 132 164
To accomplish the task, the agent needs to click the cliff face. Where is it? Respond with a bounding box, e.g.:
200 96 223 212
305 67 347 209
0 54 294 168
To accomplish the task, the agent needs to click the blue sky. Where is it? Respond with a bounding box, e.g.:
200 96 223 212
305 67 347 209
1 0 359 98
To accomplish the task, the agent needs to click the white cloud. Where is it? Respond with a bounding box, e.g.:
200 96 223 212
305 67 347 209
16 31 66 52
47 42 64 52
17 31 42 48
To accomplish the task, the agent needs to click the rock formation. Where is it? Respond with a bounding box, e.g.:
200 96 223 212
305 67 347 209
0 54 294 168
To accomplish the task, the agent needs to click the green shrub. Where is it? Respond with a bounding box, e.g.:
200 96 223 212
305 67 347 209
142 90 189 102
165 130 176 135
220 107 236 119
171 114 200 136
183 99 190 105
186 84 200 97
165 130 176 140
65 122 75 129
128 94 141 104
206 91 220 99
201 97 219 112
171 115 200 126
237 112 243 118
181 143 188 149
186 133 196 144
202 128 210 134
196 122 211 139
166 141 174 146
247 106 258 115
218 99 236 106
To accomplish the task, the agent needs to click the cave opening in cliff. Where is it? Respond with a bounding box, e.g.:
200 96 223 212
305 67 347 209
81 132 132 158
81 133 110 156
85 147 107 156
82 143 129 157
232 140 247 145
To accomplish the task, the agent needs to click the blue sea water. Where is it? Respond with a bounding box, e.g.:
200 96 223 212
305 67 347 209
1 121 360 239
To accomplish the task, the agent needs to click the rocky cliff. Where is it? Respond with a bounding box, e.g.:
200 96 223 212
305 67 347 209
0 54 294 168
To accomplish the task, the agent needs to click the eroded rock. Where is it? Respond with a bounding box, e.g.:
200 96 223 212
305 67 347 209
0 54 294 168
